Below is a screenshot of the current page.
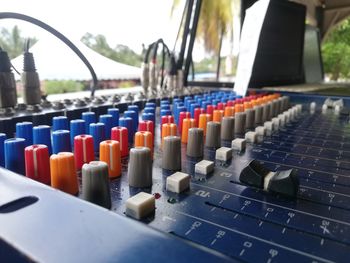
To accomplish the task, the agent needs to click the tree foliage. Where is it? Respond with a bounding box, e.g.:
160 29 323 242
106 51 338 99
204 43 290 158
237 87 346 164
0 26 37 59
322 18 350 80
81 33 142 67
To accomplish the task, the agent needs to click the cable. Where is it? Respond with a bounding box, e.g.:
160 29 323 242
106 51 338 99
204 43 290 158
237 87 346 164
0 12 98 97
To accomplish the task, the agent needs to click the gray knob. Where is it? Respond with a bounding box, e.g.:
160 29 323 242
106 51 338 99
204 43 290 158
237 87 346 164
281 96 289 111
276 98 283 114
205 121 221 148
245 108 255 130
128 147 152 187
271 100 279 117
187 128 204 158
254 105 263 125
234 112 246 137
221 117 235 141
162 136 181 171
262 103 269 123
82 161 111 209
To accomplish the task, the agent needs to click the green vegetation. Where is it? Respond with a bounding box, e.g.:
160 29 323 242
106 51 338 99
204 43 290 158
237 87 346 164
322 18 350 81
81 33 142 67
43 80 85 95
0 26 37 59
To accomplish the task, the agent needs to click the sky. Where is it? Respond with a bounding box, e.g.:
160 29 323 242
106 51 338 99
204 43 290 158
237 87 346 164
0 0 186 54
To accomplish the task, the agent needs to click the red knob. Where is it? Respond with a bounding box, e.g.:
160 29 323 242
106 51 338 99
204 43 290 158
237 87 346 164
111 126 129 157
25 144 50 185
74 134 95 170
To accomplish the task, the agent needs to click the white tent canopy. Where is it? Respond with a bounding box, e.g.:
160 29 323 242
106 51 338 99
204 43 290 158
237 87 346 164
11 37 141 81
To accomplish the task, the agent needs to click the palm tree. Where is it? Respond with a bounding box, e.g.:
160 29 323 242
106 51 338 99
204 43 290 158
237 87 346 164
0 26 37 59
172 0 233 79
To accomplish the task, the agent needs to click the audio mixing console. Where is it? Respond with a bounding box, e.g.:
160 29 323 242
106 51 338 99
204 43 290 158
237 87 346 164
1 90 350 263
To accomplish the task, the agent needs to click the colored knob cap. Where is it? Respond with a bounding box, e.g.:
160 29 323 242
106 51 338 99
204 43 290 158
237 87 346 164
194 108 205 126
235 104 244 113
135 131 153 152
213 110 224 123
89 123 106 153
16 122 33 147
0 133 6 166
162 136 181 171
138 120 154 134
144 107 155 114
82 161 111 209
119 117 133 143
82 112 96 133
187 128 204 158
74 134 95 170
161 109 172 117
206 105 215 115
50 152 78 195
70 119 85 146
142 112 155 124
99 114 114 139
100 140 121 178
4 138 25 174
161 104 171 111
107 108 120 127
111 126 129 157
128 147 152 188
224 106 235 117
217 102 225 110
25 144 50 185
198 114 211 136
221 117 235 141
128 105 139 114
161 123 177 145
190 103 200 117
52 116 69 131
145 102 156 108
179 112 191 134
52 130 71 154
161 115 175 128
124 110 138 134
33 125 52 154
181 118 196 143
205 122 221 149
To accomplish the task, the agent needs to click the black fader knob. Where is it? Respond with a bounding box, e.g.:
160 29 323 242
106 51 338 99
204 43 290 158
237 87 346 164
239 160 270 188
267 169 299 198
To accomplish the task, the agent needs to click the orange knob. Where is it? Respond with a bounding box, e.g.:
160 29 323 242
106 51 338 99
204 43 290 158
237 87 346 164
244 102 252 111
181 118 196 143
224 106 235 117
135 131 153 150
213 110 224 123
161 123 177 145
50 152 78 195
99 140 121 178
198 113 212 136
235 104 244 113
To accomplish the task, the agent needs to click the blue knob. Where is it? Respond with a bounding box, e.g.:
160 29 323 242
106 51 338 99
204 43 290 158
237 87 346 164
107 108 120 127
0 133 6 167
52 130 71 154
52 116 69 131
160 109 172 117
99 114 113 139
16 122 33 147
89 123 105 152
119 117 133 143
123 110 138 133
142 113 155 124
161 105 170 112
70 119 86 146
4 138 25 174
190 103 200 117
145 102 156 108
201 101 211 109
127 105 139 114
82 112 96 133
144 107 155 114
33 125 52 154
175 106 187 125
